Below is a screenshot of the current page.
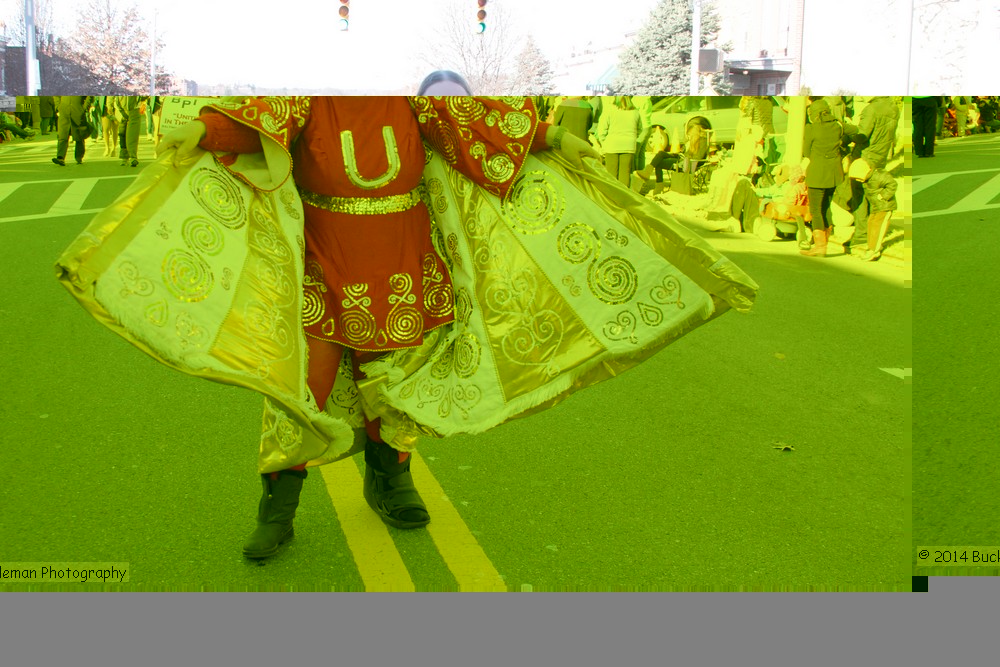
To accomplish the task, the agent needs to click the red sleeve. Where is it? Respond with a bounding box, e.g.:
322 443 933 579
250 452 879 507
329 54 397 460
197 111 263 154
410 96 542 201
532 122 552 152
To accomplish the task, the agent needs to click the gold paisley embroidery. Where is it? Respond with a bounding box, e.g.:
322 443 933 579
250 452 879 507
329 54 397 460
118 261 154 297
638 302 663 327
603 310 638 344
650 275 686 309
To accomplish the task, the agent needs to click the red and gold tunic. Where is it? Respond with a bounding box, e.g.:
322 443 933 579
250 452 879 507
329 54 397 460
197 96 550 352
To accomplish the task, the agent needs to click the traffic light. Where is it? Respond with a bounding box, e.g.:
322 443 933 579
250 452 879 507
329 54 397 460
476 0 487 33
339 0 349 31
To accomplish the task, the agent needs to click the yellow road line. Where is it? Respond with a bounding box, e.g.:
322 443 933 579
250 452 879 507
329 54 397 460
319 460 415 592
410 452 508 592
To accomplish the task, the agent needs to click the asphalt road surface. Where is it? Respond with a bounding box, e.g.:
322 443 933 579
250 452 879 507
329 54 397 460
1 133 911 591
913 133 1000 575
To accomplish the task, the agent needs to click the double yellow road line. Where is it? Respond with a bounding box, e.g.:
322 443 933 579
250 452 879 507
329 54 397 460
319 452 507 592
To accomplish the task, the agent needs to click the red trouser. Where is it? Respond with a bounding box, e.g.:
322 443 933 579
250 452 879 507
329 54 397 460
278 339 392 476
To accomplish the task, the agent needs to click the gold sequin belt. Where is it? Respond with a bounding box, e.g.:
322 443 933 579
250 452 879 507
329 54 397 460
297 185 423 216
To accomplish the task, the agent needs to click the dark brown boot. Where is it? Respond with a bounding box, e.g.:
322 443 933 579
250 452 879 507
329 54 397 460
242 468 307 559
363 440 430 529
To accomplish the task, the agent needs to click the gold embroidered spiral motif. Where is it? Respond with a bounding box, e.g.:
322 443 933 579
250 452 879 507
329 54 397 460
446 234 463 269
499 111 531 138
453 333 481 379
340 283 376 345
430 348 453 380
301 262 328 327
422 254 454 318
484 154 516 184
588 257 638 305
340 311 376 345
558 223 601 264
191 169 246 229
387 273 422 344
262 97 291 126
445 97 487 125
426 120 460 165
163 249 214 302
504 171 564 234
182 217 223 256
455 287 473 325
499 97 527 109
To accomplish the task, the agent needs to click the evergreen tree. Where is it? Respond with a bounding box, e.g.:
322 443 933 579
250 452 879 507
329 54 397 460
614 0 729 95
511 35 556 95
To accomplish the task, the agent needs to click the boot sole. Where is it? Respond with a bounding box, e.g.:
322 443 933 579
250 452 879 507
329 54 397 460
242 527 294 560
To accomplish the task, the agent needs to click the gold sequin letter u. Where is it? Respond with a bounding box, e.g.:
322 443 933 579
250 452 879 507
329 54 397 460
341 127 401 190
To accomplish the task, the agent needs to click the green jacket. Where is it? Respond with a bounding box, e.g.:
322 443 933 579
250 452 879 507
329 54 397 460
862 169 897 213
858 97 899 169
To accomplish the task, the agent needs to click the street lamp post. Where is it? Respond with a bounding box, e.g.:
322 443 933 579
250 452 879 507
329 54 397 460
24 0 39 95
690 0 701 95
149 10 156 95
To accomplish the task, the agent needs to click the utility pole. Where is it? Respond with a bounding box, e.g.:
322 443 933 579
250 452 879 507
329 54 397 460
24 0 39 94
690 0 701 95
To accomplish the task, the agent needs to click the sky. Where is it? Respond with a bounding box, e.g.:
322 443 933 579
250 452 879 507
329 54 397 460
1 0 662 90
0 0 958 94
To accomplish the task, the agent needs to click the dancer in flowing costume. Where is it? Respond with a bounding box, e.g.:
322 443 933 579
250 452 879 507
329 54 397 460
56 95 758 560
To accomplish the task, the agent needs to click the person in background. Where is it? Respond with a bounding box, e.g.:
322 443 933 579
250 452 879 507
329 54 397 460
114 96 146 167
15 96 33 130
848 96 899 254
952 96 970 138
52 96 93 166
553 96 594 142
975 96 1000 133
848 158 896 262
1 109 36 140
597 95 643 186
633 96 654 172
912 96 939 158
39 96 56 135
823 95 847 123
799 100 845 258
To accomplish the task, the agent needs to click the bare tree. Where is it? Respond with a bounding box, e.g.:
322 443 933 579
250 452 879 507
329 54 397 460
67 0 171 94
911 0 978 91
415 0 524 94
3 0 58 47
